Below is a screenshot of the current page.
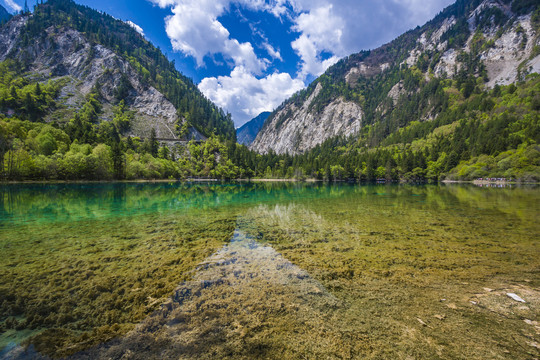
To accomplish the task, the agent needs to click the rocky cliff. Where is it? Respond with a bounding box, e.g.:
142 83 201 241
251 84 363 154
0 0 234 140
251 0 539 155
0 16 183 139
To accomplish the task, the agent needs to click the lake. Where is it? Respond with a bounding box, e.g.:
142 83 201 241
0 182 539 359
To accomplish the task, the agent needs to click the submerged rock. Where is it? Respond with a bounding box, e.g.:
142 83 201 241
506 292 526 303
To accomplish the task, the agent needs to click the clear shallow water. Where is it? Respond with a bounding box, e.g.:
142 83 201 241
0 182 539 359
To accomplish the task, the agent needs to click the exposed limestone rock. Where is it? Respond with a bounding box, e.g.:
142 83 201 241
0 16 28 58
0 18 181 139
483 15 540 87
405 17 456 67
387 81 406 104
432 17 457 44
434 48 461 77
345 62 389 85
408 0 539 85
251 83 363 155
250 0 539 155
432 4 539 86
469 0 513 24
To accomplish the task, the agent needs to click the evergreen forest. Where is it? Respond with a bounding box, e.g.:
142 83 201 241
0 0 539 182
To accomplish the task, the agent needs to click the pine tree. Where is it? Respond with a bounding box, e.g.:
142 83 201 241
112 142 125 179
150 128 159 157
35 83 41 97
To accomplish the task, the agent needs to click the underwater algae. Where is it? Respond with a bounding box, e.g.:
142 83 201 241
0 183 240 357
0 183 539 359
239 188 540 359
72 230 362 359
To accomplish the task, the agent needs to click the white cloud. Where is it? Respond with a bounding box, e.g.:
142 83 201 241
3 0 21 12
239 0 290 18
148 0 455 126
263 42 282 61
247 22 283 62
391 0 450 22
287 0 454 78
150 0 266 74
325 0 455 52
266 0 289 18
126 21 145 37
199 66 304 127
291 4 343 78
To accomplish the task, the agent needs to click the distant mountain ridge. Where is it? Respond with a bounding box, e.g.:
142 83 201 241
251 0 540 154
0 0 235 140
0 4 11 23
236 112 271 146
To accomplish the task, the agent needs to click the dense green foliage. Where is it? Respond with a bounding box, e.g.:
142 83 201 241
0 59 241 180
230 76 540 182
0 60 65 122
255 0 539 183
15 0 235 139
0 0 538 183
0 117 243 181
1 72 538 182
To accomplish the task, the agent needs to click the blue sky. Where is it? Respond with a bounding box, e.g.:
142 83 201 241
2 0 454 127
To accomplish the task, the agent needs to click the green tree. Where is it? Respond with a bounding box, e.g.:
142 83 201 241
150 128 159 157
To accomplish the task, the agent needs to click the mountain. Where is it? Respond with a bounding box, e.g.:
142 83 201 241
0 0 235 140
236 112 271 146
0 0 537 183
0 4 10 24
251 0 540 155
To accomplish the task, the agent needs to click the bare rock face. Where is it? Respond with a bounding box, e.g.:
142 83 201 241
345 62 390 85
251 83 363 155
482 15 540 87
432 11 539 86
251 0 538 155
0 17 181 139
406 17 456 68
387 81 407 104
0 16 28 58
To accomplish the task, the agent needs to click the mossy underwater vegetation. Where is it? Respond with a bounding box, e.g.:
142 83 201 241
0 182 539 359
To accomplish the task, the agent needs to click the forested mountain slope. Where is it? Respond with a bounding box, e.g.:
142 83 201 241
251 0 540 155
0 0 235 140
0 0 537 183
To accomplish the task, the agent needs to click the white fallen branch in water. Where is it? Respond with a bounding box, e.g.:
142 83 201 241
506 293 526 303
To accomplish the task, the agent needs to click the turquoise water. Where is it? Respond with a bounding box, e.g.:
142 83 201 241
0 182 539 359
